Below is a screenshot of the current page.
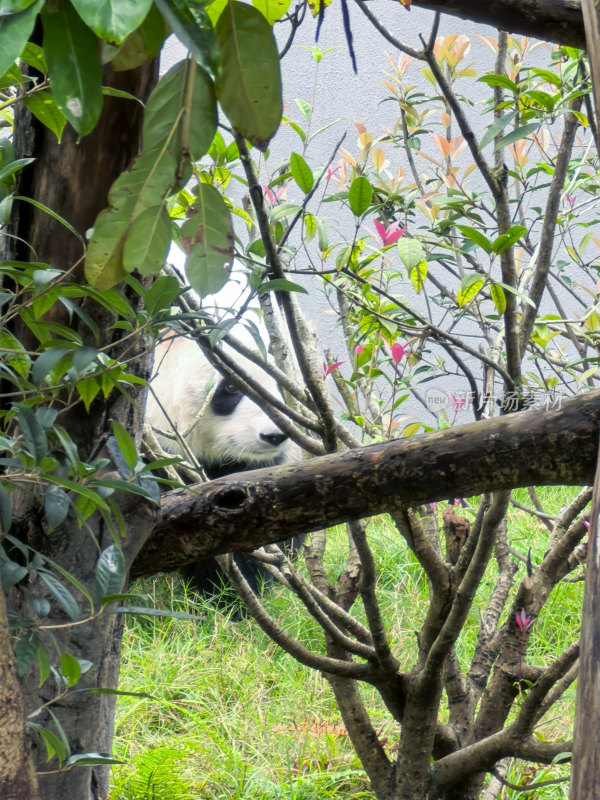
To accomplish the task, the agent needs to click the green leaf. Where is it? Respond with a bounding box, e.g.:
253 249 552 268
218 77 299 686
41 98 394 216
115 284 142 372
268 202 301 223
456 224 492 253
36 640 51 687
397 237 424 269
109 421 138 474
70 0 152 45
47 474 110 511
495 281 536 307
1 560 27 591
348 176 372 217
495 121 540 150
251 0 291 23
20 40 46 72
0 482 12 532
15 632 38 677
478 73 519 92
93 475 160 504
59 652 82 686
107 4 168 71
205 0 227 24
215 1 282 151
44 485 70 531
457 273 485 307
16 404 48 461
154 0 221 81
0 330 30 377
76 376 101 411
183 182 233 296
0 0 37 12
24 91 67 143
289 151 314 193
14 195 84 244
479 109 517 151
85 147 177 289
143 59 217 162
490 282 506 314
143 274 180 315
32 347 69 385
67 752 125 767
0 0 43 80
410 259 427 293
95 544 125 600
122 204 171 276
0 157 35 188
259 278 308 294
42 0 103 136
37 724 67 764
491 224 527 254
39 571 80 620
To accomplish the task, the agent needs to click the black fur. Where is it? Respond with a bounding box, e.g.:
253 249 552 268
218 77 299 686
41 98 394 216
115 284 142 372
182 456 303 616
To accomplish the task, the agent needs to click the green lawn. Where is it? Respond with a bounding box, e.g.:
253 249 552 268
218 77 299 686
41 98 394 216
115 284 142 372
110 488 582 799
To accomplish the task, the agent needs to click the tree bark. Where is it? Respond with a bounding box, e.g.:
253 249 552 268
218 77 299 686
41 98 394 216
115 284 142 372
0 587 40 800
7 59 159 800
132 390 600 577
410 0 585 49
569 7 600 797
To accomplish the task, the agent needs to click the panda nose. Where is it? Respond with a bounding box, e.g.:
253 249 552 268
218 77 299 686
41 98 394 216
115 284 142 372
260 432 288 448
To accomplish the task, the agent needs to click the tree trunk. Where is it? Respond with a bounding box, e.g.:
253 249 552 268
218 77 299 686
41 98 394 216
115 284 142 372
7 59 159 800
0 587 40 800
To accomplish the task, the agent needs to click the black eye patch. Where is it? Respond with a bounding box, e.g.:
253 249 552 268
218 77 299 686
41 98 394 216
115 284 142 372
210 377 244 416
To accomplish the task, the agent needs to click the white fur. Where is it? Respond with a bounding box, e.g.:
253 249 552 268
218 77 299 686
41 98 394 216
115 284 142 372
146 335 296 470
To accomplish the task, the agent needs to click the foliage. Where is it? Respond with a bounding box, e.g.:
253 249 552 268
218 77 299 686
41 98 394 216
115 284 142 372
0 2 597 800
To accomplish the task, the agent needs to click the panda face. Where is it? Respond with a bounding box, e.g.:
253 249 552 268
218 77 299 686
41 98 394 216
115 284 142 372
146 335 298 477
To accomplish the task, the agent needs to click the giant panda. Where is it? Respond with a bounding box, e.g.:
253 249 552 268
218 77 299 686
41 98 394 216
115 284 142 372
145 333 302 610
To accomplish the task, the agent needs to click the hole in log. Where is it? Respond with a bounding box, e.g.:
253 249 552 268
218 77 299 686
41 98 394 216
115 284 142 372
214 486 248 510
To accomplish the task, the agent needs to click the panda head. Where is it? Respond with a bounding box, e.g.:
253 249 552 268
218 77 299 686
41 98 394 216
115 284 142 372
195 372 293 478
146 335 298 478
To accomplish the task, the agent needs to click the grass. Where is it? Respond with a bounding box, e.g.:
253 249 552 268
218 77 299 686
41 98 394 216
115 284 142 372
110 487 583 799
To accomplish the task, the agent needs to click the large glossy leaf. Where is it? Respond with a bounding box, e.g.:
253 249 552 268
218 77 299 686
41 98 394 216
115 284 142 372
42 0 103 136
215 1 281 151
85 147 176 289
0 0 42 78
123 204 171 276
347 176 372 217
154 0 220 81
183 183 233 296
397 237 424 269
16 404 47 461
251 0 291 23
457 273 485 307
290 152 313 193
107 4 168 71
24 91 66 143
70 0 152 44
95 544 125 600
143 59 217 161
0 0 36 14
44 485 70 531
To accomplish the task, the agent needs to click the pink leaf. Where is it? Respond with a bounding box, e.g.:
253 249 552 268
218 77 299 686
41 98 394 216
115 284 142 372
373 220 387 242
383 221 405 245
324 360 345 378
391 342 405 365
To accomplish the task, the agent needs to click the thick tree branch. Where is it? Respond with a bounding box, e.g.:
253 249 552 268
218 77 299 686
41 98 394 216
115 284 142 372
410 0 585 49
131 391 600 578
